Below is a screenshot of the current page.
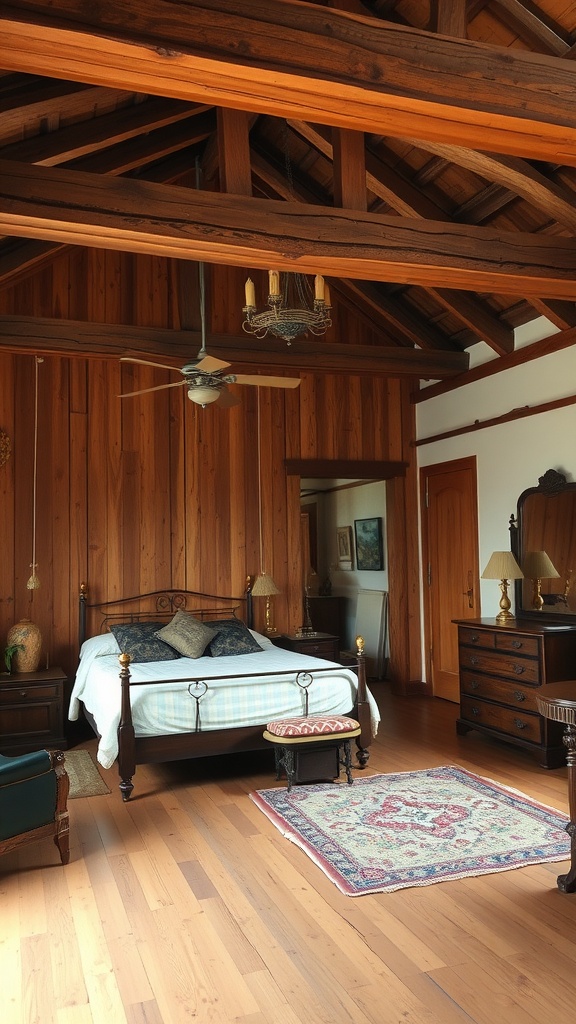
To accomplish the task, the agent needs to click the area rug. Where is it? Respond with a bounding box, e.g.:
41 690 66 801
250 765 570 896
64 749 110 798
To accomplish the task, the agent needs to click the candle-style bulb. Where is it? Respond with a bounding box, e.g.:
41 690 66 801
245 277 256 307
268 270 280 297
314 274 325 301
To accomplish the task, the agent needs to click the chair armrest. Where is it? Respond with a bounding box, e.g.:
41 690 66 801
0 749 54 786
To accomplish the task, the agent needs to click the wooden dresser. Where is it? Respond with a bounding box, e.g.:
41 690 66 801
454 618 576 768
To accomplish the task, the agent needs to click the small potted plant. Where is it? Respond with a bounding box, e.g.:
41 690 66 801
4 643 24 674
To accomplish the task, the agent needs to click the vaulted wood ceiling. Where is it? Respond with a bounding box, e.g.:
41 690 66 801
1 0 576 389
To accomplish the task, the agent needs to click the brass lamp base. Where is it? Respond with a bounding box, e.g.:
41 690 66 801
264 596 277 635
495 578 515 625
495 608 516 625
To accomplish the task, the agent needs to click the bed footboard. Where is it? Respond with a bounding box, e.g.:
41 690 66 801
114 640 371 801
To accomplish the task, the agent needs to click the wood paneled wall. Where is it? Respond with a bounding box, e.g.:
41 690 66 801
0 249 420 687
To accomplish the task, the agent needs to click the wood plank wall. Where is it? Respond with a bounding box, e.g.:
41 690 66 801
0 248 421 688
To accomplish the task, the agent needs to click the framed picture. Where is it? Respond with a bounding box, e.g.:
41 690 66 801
354 517 384 571
336 525 353 570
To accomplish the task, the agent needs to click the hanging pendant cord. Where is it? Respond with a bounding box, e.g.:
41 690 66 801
27 356 42 593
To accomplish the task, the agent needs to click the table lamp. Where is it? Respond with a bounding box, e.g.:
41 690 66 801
481 551 524 624
252 571 280 634
521 550 560 611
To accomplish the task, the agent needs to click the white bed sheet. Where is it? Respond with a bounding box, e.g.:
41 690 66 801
69 630 379 769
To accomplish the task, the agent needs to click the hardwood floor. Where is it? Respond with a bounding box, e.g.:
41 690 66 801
2 685 576 1024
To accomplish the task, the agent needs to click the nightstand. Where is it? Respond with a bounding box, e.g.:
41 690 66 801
271 632 340 662
0 667 67 754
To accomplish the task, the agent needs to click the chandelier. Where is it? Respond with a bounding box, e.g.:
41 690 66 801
242 270 332 345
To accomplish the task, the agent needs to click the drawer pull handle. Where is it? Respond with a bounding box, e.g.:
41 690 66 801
514 718 528 730
513 665 525 675
469 680 480 690
512 640 523 649
19 690 27 698
470 634 479 643
469 656 478 666
513 691 526 702
471 706 481 716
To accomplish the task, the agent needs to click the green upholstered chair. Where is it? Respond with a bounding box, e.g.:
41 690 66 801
0 749 70 865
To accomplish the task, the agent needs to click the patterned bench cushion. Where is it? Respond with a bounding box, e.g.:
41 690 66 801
265 715 360 739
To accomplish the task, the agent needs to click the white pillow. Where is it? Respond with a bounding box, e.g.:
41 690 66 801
80 632 121 659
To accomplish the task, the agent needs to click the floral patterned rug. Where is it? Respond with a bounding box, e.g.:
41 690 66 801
250 766 570 895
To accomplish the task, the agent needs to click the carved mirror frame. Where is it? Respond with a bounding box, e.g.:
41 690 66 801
510 468 576 623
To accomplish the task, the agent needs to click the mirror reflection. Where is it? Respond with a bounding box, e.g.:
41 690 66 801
512 469 576 618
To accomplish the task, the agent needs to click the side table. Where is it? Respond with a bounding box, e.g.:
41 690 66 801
271 632 340 663
0 667 68 755
536 681 576 893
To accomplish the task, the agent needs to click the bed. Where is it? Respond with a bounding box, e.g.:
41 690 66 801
69 581 379 800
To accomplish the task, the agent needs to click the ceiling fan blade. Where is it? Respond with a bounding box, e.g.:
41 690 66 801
234 374 301 389
195 354 231 373
215 388 242 408
118 380 186 398
120 356 181 373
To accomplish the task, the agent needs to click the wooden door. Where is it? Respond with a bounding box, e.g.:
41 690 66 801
421 458 480 702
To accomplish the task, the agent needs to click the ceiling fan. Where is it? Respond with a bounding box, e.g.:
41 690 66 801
118 351 301 408
119 245 300 407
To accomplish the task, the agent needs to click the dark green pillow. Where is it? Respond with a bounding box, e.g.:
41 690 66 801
207 619 264 657
109 621 181 663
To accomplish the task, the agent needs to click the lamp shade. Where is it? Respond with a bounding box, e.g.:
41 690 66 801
521 550 560 580
481 551 524 581
252 572 280 597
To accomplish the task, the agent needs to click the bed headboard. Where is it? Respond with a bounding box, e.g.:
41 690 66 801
79 577 254 649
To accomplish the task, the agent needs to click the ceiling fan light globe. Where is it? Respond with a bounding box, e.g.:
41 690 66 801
187 386 220 406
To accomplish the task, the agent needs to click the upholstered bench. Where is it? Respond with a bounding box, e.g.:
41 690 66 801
263 715 361 791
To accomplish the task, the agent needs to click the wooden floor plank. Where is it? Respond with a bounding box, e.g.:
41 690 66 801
5 685 576 1023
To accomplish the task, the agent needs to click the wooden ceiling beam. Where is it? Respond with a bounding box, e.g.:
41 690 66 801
429 0 467 38
403 138 576 234
66 113 215 175
0 97 206 166
490 0 575 57
0 313 469 378
1 160 575 298
3 1 576 162
288 120 513 352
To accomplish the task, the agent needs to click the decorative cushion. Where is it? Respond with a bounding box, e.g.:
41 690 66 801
109 621 181 663
266 715 360 738
207 619 264 657
154 610 217 659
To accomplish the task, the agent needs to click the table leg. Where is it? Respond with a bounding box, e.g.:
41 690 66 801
558 724 576 894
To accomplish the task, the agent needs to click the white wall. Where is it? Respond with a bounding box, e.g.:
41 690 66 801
417 318 576 620
308 480 387 648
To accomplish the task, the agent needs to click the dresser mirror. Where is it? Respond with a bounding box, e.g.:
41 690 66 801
510 468 576 621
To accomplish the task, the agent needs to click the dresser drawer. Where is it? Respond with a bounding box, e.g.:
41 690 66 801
460 695 542 744
299 639 339 659
460 671 539 711
0 683 60 705
494 634 540 657
458 627 495 649
459 648 540 683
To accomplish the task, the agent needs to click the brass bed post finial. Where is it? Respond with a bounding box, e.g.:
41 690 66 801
355 635 365 656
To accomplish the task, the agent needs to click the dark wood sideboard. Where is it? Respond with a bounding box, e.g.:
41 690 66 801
454 618 576 768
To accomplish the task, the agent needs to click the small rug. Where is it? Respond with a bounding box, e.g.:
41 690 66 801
250 765 570 896
64 749 110 798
